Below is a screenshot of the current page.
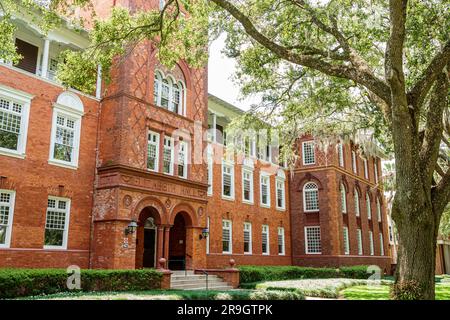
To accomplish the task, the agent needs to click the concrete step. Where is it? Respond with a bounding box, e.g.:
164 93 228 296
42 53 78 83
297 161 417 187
171 279 227 286
171 270 195 276
171 284 234 291
171 275 220 281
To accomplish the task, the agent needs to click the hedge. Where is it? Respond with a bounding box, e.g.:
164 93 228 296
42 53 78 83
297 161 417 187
0 268 162 299
238 265 371 283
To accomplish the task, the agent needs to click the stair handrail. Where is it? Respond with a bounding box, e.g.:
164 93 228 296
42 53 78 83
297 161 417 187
198 269 209 297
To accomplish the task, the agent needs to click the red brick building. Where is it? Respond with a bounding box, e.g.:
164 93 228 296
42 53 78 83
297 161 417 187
0 1 390 273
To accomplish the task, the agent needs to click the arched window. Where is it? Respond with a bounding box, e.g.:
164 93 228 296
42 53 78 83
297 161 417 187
354 188 360 217
303 182 319 212
376 197 382 222
153 70 186 115
366 193 372 219
340 183 347 213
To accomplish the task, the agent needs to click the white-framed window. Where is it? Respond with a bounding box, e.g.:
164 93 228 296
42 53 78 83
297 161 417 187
305 226 321 254
337 143 344 167
244 222 252 254
147 131 160 172
206 216 210 254
0 190 15 248
340 183 347 214
278 227 285 255
0 85 32 158
49 92 84 169
369 231 374 256
44 197 70 249
222 219 232 254
354 188 360 217
222 162 234 199
379 233 384 256
207 144 213 196
352 150 357 174
163 136 174 175
363 158 369 179
357 228 363 255
302 141 315 165
343 226 350 255
177 140 188 178
243 136 256 158
376 197 382 222
262 224 269 255
303 182 319 212
374 159 379 184
260 173 271 207
366 193 372 220
154 70 186 116
242 169 254 203
276 179 286 210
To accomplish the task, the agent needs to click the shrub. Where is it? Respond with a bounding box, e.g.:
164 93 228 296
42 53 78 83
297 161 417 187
239 265 371 283
0 268 162 299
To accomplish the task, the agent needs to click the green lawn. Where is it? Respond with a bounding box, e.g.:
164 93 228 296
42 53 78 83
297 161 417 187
341 283 450 300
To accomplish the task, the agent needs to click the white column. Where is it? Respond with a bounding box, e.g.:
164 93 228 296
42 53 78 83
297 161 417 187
212 113 217 143
96 65 102 99
41 38 50 78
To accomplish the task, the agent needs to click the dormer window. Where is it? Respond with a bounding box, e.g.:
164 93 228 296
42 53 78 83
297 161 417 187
154 70 186 116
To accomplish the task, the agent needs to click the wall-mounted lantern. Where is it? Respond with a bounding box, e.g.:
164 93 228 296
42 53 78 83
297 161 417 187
199 228 209 240
124 219 138 236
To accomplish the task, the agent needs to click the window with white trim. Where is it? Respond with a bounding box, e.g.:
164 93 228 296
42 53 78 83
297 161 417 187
369 231 374 256
376 197 382 222
303 182 319 212
357 228 363 255
343 226 350 255
242 169 253 203
363 158 369 179
262 224 269 255
222 220 232 254
276 179 285 210
374 159 379 184
222 163 234 199
260 174 270 207
379 233 385 256
352 150 357 174
338 143 344 167
366 193 372 219
49 92 84 168
177 140 188 178
44 197 70 249
305 226 321 254
243 222 252 254
163 136 174 175
340 183 347 214
278 227 285 255
0 190 15 248
207 145 213 196
354 188 360 217
50 113 80 166
147 131 160 171
153 71 185 115
0 87 31 157
302 141 315 165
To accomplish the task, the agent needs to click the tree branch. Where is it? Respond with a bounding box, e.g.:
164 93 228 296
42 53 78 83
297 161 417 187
419 70 449 186
210 0 392 110
407 40 450 110
433 168 450 215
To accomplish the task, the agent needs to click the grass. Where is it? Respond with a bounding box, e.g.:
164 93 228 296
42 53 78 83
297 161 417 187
341 283 450 300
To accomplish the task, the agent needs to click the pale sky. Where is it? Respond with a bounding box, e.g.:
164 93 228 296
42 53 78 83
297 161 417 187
207 35 260 111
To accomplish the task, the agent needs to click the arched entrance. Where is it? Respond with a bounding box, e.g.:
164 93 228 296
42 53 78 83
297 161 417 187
136 206 162 269
169 213 187 270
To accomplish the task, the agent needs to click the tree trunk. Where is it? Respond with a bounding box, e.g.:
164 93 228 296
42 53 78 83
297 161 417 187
392 200 438 300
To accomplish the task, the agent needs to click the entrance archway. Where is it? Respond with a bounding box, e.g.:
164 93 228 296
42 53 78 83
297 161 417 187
135 206 161 269
168 213 187 270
